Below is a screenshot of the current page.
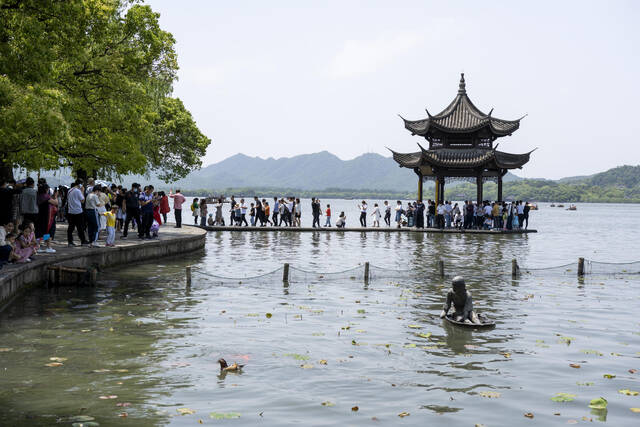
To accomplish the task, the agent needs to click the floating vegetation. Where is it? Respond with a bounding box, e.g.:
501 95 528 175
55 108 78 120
551 393 576 402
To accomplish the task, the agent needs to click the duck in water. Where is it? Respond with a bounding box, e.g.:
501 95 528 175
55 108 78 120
439 276 481 324
218 358 244 372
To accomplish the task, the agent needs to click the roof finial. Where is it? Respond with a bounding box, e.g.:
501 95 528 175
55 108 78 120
458 73 466 94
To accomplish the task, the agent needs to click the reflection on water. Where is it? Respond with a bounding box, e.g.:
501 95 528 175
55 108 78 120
1 204 640 426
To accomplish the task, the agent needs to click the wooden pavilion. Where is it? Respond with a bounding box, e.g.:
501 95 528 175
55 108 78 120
389 74 534 203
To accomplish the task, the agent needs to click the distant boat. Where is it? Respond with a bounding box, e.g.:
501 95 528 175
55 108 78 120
527 203 538 210
550 204 556 207
567 205 577 211
557 204 565 208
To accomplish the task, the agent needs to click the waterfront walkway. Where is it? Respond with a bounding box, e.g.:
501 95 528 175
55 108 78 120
0 225 206 310
198 225 536 234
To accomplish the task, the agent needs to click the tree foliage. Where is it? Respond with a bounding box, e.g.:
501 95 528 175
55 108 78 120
0 0 211 181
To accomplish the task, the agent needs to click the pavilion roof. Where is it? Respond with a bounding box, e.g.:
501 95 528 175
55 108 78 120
389 145 534 170
401 74 523 137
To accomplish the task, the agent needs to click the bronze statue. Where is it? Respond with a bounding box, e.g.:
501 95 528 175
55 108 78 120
439 276 481 324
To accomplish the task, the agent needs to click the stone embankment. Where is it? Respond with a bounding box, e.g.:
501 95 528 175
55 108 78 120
0 225 206 311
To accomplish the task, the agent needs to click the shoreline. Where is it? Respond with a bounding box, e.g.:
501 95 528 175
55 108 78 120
0 225 206 312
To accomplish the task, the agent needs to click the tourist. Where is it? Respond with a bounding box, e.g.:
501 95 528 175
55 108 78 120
383 201 391 226
191 198 200 225
215 198 225 225
358 200 367 227
286 198 294 227
436 202 445 229
311 197 321 228
85 185 103 246
264 200 272 226
249 202 256 226
0 179 21 228
523 201 531 229
336 211 346 228
0 227 17 268
20 177 38 227
229 196 236 226
325 204 331 227
406 202 414 227
517 201 525 227
234 203 242 226
512 205 520 230
444 201 453 228
200 198 208 227
97 185 109 232
159 191 170 224
253 196 263 226
67 180 88 246
36 182 57 253
15 223 37 262
371 203 381 227
102 205 117 247
240 199 248 226
115 187 125 232
395 200 403 228
428 200 436 228
139 185 154 239
415 200 425 228
207 213 214 226
272 197 279 226
122 183 141 239
279 199 288 226
152 192 162 225
294 198 302 227
169 189 185 228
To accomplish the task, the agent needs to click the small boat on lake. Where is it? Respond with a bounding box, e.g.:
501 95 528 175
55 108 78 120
550 204 556 207
557 204 565 208
567 205 577 211
444 313 495 329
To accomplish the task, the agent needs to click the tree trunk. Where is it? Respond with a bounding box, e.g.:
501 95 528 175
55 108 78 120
75 168 88 183
0 161 14 182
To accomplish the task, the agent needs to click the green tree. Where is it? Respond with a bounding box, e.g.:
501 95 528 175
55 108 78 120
0 0 211 181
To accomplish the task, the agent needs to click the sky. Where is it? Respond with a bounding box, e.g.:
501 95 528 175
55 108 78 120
148 0 640 179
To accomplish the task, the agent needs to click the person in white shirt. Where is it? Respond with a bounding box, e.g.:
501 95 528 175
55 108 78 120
383 201 391 226
371 203 381 227
436 203 445 229
66 180 89 246
358 201 368 227
394 201 403 228
444 201 453 228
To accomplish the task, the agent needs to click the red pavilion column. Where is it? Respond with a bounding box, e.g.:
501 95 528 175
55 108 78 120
476 175 483 204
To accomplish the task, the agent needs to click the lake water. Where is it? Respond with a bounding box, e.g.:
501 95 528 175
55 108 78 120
1 202 639 426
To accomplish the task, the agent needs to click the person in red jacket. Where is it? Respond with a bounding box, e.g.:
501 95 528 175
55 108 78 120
159 191 170 224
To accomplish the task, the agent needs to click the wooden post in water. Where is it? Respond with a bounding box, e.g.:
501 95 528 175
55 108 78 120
438 260 444 278
364 262 370 284
283 263 290 282
186 266 192 286
577 257 585 277
511 259 519 278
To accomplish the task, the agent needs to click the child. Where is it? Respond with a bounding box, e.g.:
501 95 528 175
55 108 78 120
324 204 331 227
371 203 381 227
15 224 37 263
234 204 242 226
336 212 346 228
150 220 160 238
512 211 520 230
102 206 117 247
207 213 215 226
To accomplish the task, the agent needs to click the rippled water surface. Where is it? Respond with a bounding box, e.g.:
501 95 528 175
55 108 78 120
1 203 639 426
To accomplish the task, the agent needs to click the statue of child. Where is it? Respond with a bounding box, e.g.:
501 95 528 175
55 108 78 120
439 276 480 324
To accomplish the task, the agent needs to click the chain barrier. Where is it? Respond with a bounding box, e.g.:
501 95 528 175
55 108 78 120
180 258 640 286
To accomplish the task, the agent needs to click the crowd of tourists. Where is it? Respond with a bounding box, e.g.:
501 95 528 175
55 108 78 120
191 196 531 231
0 177 182 269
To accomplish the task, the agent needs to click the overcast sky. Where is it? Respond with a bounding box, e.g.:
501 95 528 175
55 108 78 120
148 0 639 179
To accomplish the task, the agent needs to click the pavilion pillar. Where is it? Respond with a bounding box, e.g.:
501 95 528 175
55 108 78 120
497 175 503 202
417 173 423 202
476 175 483 204
434 176 440 204
440 177 446 204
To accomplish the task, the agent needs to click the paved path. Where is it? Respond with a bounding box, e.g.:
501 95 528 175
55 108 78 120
0 224 206 310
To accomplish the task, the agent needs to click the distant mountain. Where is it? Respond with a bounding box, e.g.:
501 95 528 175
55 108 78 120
165 151 421 191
